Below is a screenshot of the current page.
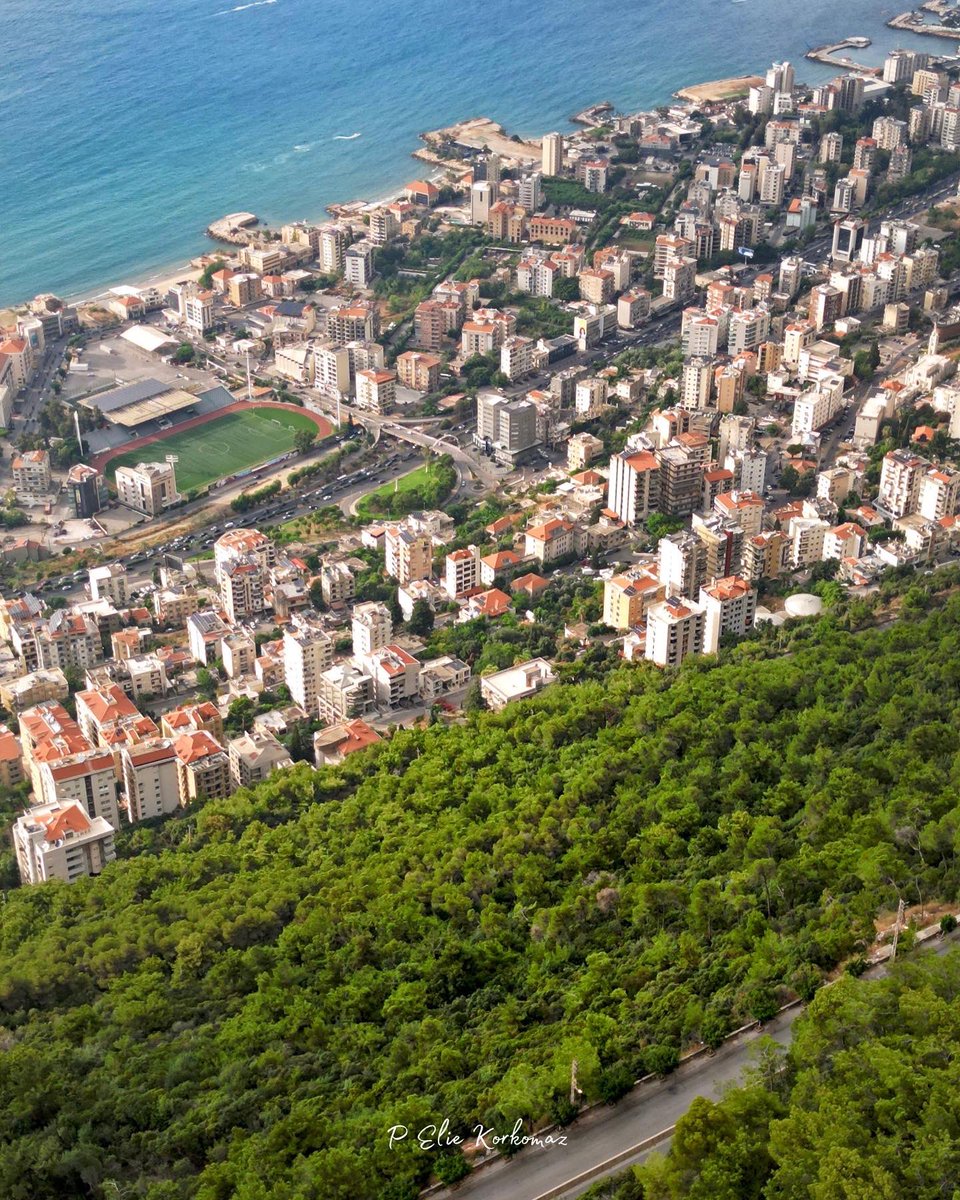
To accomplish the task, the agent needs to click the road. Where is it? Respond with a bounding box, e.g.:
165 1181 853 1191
432 934 960 1200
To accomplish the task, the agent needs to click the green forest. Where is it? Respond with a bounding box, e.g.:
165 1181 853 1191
4 596 960 1198
592 948 960 1200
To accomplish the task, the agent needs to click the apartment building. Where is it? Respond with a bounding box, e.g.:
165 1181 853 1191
351 601 392 657
542 132 564 176
822 522 868 560
645 597 706 668
0 725 23 790
173 730 231 805
114 460 178 516
700 576 757 653
153 584 200 628
218 556 266 623
283 614 334 711
14 800 116 886
602 570 663 630
75 682 140 748
657 433 710 517
319 560 355 606
12 449 51 494
35 612 102 673
396 351 442 393
317 663 376 723
659 531 708 599
878 449 928 517
608 449 661 525
356 368 397 413
444 546 480 599
918 467 960 521
524 518 578 564
361 644 421 709
35 747 120 830
384 525 433 585
743 530 790 582
221 631 257 679
88 562 128 606
160 701 224 743
121 739 181 822
228 732 292 790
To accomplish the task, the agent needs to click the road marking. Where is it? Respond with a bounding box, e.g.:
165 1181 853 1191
527 1125 676 1200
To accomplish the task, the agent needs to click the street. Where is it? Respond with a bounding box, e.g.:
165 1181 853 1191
431 932 960 1200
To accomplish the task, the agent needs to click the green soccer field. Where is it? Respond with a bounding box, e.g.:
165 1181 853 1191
105 407 322 493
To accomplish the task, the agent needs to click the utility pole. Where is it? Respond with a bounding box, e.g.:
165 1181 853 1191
245 349 253 402
891 897 906 960
570 1059 582 1108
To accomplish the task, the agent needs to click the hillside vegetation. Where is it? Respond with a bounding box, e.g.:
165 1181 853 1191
602 949 960 1200
3 599 960 1198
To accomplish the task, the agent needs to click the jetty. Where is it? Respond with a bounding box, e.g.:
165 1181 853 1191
805 36 878 73
570 101 615 126
887 9 960 39
206 212 259 245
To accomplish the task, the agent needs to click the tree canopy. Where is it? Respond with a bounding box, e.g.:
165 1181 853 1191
3 598 960 1196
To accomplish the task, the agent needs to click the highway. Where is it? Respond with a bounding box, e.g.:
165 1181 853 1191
430 933 960 1200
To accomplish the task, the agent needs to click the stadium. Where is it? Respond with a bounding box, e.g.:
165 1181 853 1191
85 378 333 493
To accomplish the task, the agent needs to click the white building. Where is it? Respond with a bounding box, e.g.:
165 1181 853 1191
480 659 556 710
88 562 128 606
283 614 334 712
699 577 757 653
645 597 706 668
121 740 181 822
14 800 116 885
352 602 392 657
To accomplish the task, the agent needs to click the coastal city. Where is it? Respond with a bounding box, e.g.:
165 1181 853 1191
9 0 960 1195
3 35 960 887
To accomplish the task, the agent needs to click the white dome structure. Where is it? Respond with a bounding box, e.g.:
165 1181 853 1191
784 593 823 619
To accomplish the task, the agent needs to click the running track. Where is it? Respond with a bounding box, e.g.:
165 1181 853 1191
89 399 333 474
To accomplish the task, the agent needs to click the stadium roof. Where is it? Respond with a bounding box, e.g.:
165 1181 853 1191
81 377 198 428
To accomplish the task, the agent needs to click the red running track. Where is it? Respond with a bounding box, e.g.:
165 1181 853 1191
89 399 334 474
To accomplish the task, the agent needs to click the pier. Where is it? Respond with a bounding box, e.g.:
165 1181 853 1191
205 213 259 245
805 36 878 73
887 9 960 40
570 101 615 127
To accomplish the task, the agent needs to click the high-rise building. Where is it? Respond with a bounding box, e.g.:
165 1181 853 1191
820 131 843 164
67 464 102 519
385 525 433 585
542 132 564 176
474 393 540 465
283 614 334 712
470 181 497 226
659 531 708 599
121 740 181 822
645 597 706 668
518 172 542 212
444 546 480 599
352 602 392 658
700 576 757 653
608 450 661 525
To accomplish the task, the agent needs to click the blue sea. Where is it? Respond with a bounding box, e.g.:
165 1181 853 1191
0 0 942 307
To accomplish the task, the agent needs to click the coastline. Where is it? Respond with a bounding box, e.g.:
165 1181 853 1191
58 165 453 314
5 5 896 320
